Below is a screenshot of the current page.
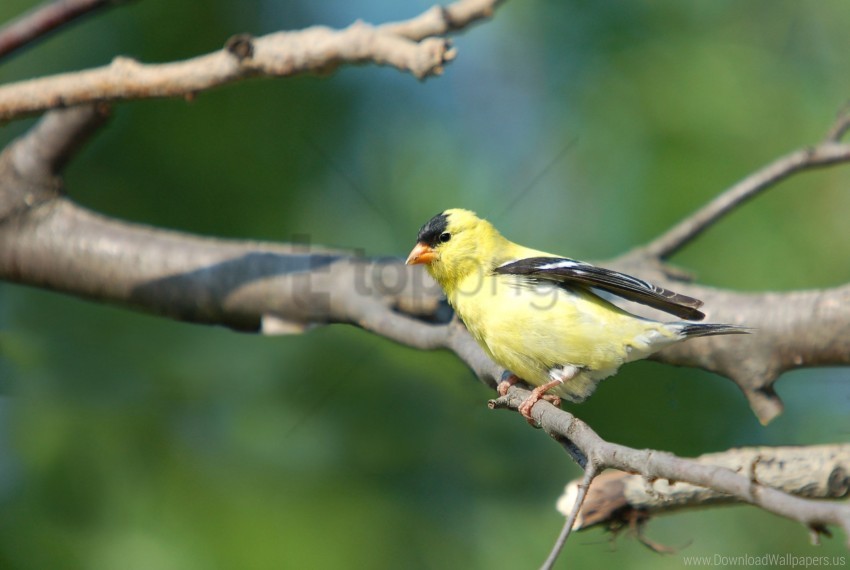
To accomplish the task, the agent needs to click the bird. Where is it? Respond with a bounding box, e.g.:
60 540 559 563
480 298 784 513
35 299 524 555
405 208 749 421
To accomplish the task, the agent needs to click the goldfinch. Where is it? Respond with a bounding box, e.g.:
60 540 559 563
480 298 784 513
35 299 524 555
406 209 748 420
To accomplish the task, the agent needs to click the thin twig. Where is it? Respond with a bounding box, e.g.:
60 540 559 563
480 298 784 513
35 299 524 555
643 140 850 259
825 103 850 142
0 0 129 61
541 463 598 570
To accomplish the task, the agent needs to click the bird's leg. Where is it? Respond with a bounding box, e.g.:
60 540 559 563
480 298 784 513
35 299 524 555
518 366 577 423
497 372 521 396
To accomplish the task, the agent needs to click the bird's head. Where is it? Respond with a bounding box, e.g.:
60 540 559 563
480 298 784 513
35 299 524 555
406 209 505 291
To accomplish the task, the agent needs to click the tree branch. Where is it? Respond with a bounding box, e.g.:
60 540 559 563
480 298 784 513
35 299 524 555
544 463 597 570
557 445 850 531
1 5 849 555
0 0 501 121
0 0 132 62
644 137 850 260
606 256 850 425
2 106 850 429
826 102 850 143
379 0 502 40
490 389 850 549
607 107 850 424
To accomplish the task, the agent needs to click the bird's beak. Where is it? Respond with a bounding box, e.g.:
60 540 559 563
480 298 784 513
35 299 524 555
406 242 436 265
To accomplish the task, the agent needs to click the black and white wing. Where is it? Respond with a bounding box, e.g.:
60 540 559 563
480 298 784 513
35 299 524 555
494 257 705 320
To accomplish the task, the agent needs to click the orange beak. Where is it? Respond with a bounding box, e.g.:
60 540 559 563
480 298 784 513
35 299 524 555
406 242 437 265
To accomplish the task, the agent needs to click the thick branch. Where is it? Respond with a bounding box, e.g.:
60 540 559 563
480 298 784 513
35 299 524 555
0 0 502 121
0 195 452 334
0 108 441 331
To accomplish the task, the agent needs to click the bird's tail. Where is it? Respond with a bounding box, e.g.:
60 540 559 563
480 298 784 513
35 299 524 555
677 323 751 338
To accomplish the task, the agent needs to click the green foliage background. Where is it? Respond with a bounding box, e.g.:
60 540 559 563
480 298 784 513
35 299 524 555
1 1 849 568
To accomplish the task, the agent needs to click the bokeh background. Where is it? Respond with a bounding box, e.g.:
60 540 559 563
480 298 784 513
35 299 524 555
1 1 850 568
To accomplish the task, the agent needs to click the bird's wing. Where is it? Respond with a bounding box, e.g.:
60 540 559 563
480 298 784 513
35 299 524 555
494 257 705 320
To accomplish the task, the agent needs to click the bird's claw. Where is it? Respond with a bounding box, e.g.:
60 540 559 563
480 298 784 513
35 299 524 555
518 386 562 426
497 374 562 425
518 398 539 426
541 394 562 407
496 373 520 397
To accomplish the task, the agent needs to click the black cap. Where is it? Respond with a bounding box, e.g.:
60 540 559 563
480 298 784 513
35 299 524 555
416 212 449 247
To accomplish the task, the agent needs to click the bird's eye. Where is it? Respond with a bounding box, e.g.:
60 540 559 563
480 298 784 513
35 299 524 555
439 232 452 243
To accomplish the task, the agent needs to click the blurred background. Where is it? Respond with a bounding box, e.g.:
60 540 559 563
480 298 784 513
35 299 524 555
1 1 849 568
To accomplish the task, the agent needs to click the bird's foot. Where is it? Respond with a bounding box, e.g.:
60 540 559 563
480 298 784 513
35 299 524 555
497 373 521 397
518 379 563 425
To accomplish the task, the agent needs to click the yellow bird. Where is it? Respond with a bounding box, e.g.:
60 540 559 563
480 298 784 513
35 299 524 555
406 209 748 420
